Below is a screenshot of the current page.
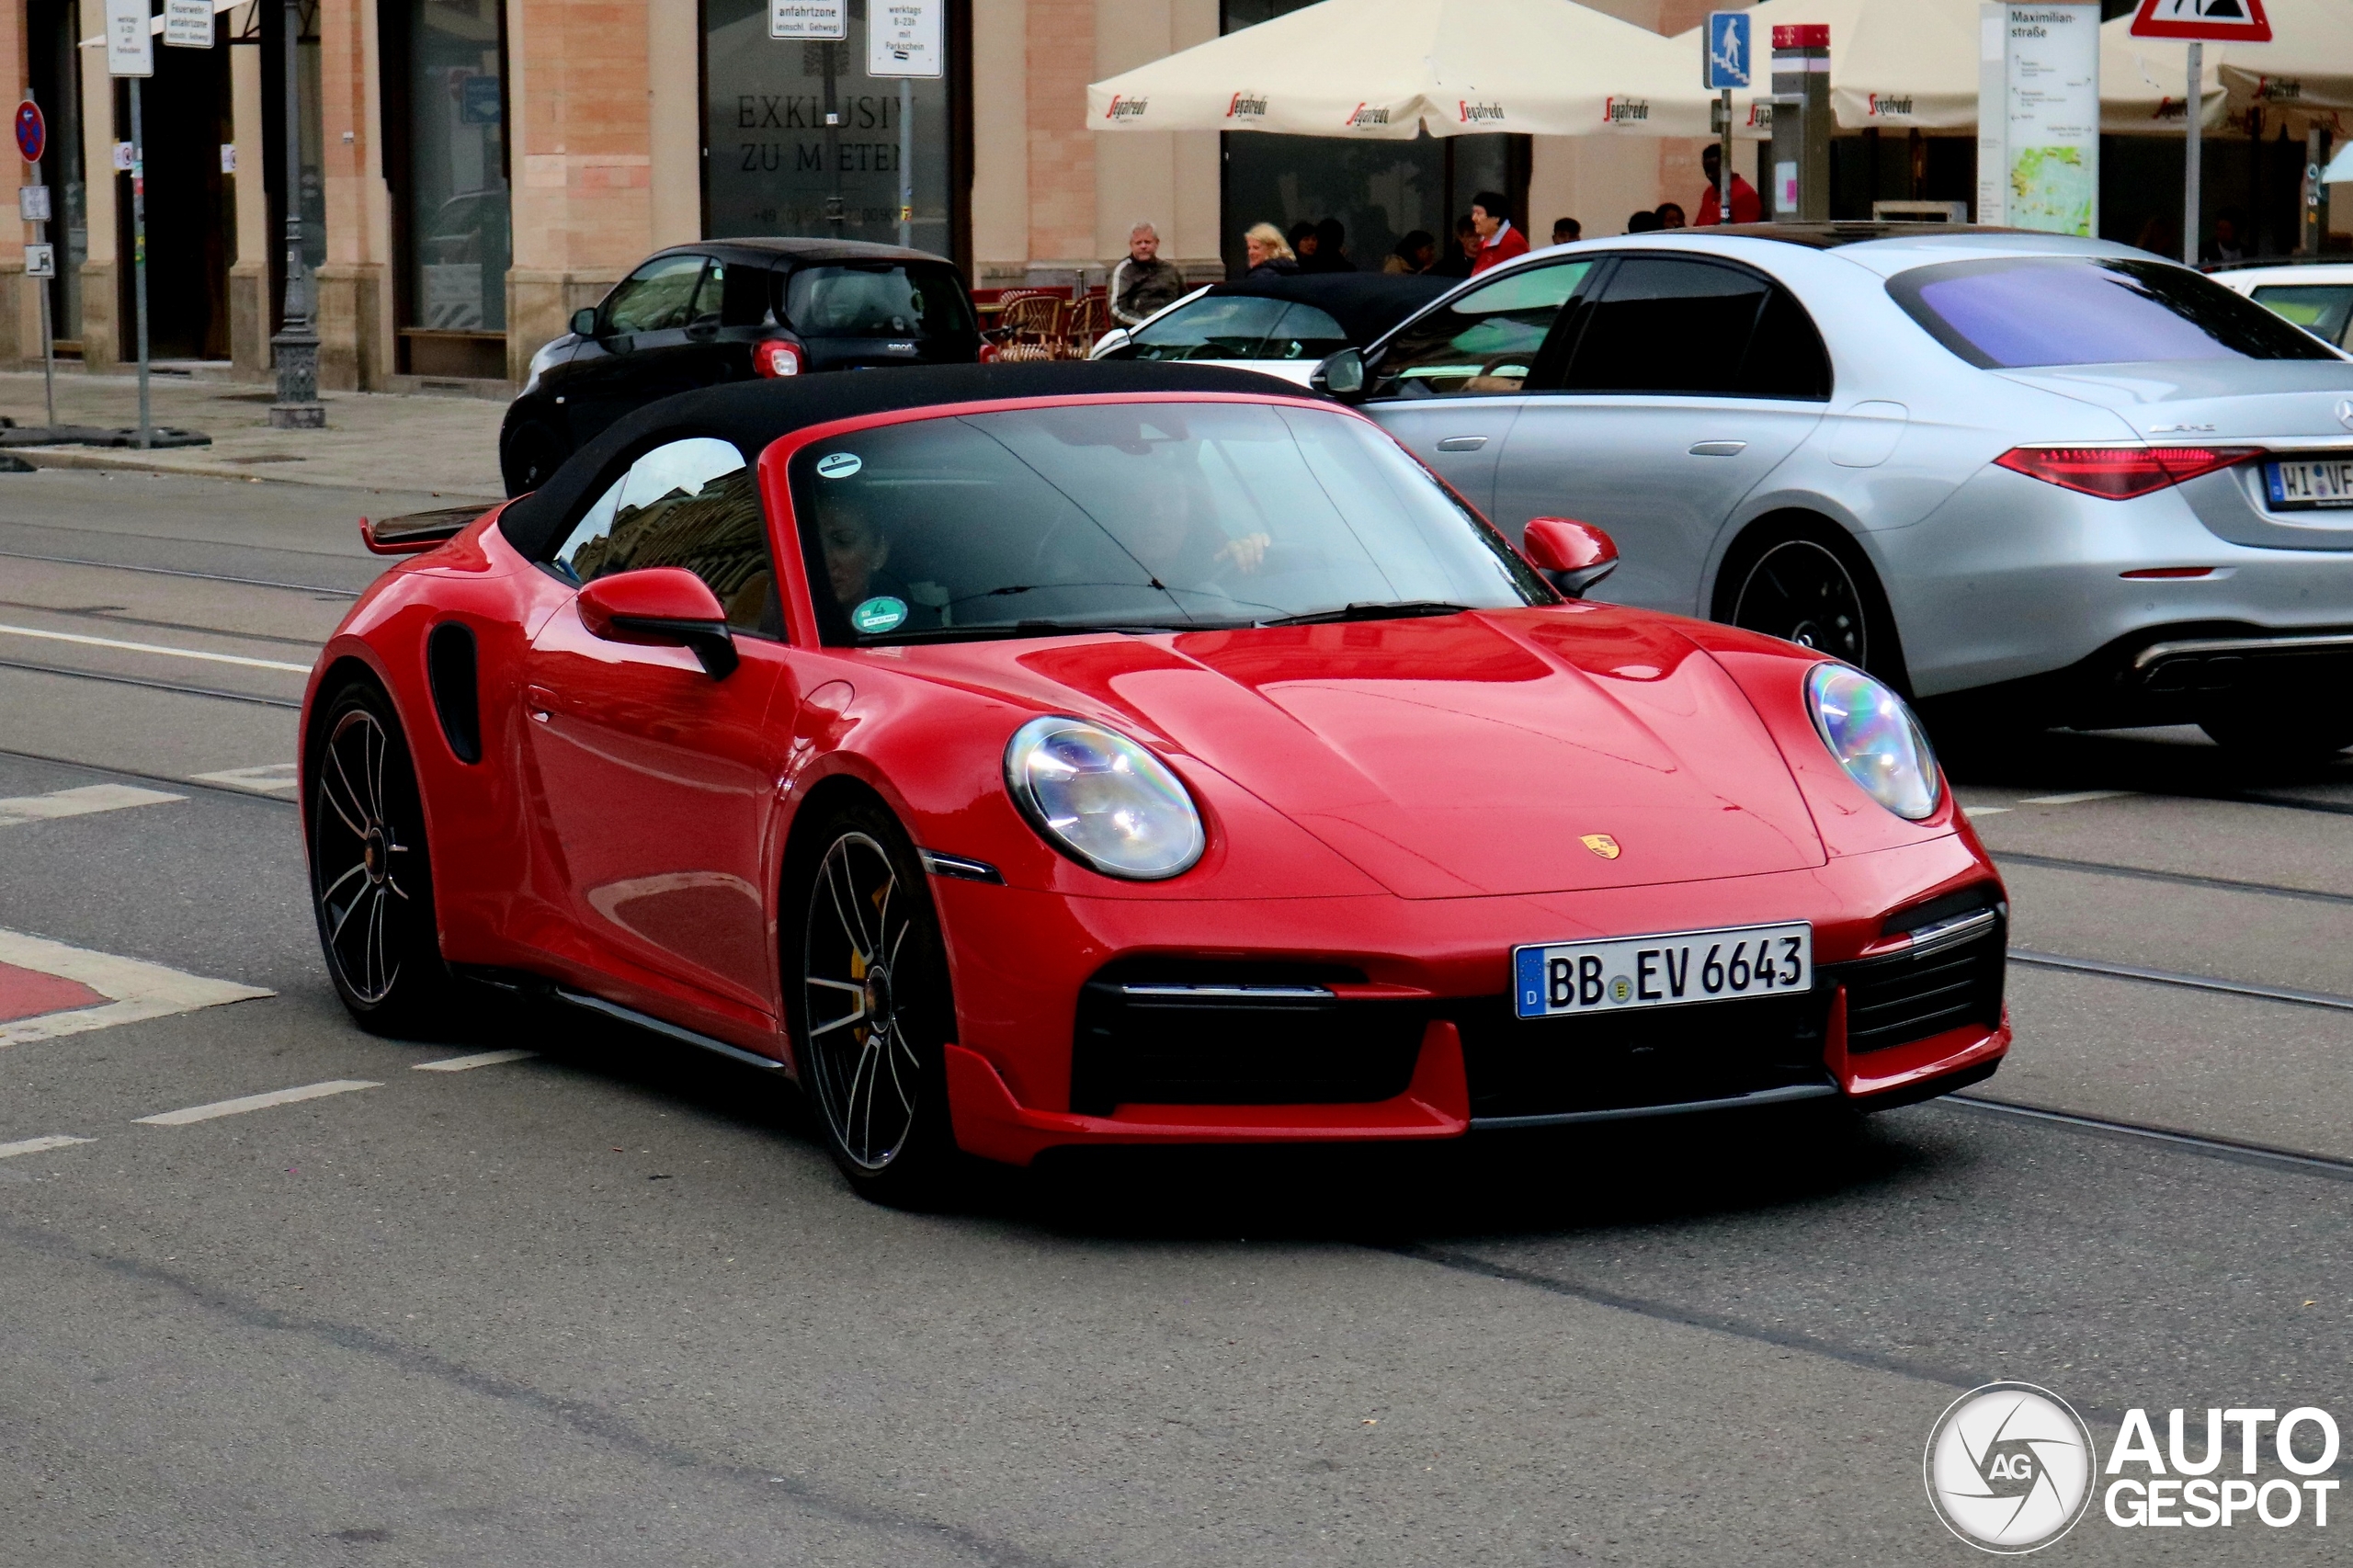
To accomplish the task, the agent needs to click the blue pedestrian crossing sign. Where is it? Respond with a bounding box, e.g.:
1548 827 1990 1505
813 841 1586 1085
1705 10 1752 90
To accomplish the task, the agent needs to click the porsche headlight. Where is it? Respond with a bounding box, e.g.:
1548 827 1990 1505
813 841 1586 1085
1806 664 1942 821
1005 717 1205 880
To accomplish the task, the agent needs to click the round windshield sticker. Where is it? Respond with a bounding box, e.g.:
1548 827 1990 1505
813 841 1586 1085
815 452 863 480
850 596 907 633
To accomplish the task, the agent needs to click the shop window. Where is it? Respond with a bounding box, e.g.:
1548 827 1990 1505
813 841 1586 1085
703 0 954 256
384 0 510 378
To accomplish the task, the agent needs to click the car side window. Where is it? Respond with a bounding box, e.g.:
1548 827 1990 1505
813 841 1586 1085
549 437 780 637
1562 256 1794 397
1262 302 1349 362
1738 286 1834 399
601 255 710 337
1129 295 1291 361
1370 261 1595 398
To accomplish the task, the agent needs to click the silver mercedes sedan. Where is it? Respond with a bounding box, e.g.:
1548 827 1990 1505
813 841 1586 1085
1340 226 2353 758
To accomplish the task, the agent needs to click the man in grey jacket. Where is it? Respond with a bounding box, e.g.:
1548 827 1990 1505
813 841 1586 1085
1109 222 1188 327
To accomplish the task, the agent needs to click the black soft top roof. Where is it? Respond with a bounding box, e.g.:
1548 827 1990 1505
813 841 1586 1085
497 361 1312 558
1198 272 1452 346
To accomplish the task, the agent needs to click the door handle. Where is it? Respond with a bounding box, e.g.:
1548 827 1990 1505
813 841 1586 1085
1435 436 1489 452
525 684 556 723
1688 440 1747 457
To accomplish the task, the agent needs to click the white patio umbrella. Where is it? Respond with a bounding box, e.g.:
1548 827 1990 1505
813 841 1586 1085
1662 0 2231 135
1086 0 1758 142
2104 0 2353 125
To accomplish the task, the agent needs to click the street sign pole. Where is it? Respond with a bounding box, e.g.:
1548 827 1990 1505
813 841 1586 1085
1720 88 1734 221
1703 11 1752 225
131 79 148 450
869 1 939 250
105 0 153 449
2131 0 2276 266
2184 40 2201 264
18 96 53 431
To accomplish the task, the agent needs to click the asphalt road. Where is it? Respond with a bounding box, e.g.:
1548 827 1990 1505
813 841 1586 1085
2 468 2348 1565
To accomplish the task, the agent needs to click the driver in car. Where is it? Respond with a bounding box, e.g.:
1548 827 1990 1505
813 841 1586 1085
817 497 942 631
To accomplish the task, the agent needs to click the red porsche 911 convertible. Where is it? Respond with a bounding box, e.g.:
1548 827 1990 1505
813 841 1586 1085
306 362 2008 1202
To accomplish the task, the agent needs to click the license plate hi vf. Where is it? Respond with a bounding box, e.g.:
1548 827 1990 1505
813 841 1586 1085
1513 922 1813 1020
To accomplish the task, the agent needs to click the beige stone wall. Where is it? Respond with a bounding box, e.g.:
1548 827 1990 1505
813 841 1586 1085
506 0 655 382
646 0 699 250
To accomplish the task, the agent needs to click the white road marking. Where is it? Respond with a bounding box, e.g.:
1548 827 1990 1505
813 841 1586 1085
190 763 301 796
1963 806 2011 818
2018 790 2134 807
0 783 184 826
0 928 273 1048
0 622 312 674
413 1049 537 1072
134 1079 381 1127
0 1134 93 1159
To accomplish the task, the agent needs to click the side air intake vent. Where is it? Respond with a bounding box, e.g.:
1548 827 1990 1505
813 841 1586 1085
426 621 482 764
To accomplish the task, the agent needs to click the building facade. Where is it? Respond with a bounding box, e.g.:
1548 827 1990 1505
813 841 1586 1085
0 0 1721 392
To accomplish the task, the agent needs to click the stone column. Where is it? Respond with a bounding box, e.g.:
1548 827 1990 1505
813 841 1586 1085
228 1 271 379
314 0 392 390
1024 0 1095 285
75 0 118 369
1091 0 1218 283
970 0 1028 287
0 0 28 366
647 0 699 251
506 0 654 385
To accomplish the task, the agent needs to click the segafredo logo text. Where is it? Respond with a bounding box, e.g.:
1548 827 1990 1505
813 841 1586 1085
2104 1406 2339 1531
1458 100 1506 124
1868 93 1915 117
1601 97 1650 124
1224 91 1267 119
1103 95 1147 120
1344 102 1390 127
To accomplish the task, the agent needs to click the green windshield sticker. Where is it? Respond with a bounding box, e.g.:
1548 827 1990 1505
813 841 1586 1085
816 452 863 479
850 596 907 633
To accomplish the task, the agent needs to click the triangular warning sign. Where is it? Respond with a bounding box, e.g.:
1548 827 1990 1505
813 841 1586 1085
2130 0 2273 43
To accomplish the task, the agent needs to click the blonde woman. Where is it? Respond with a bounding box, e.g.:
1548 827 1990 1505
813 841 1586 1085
1241 222 1296 279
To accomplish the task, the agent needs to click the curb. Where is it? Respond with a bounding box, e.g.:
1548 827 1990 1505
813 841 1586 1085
9 444 504 499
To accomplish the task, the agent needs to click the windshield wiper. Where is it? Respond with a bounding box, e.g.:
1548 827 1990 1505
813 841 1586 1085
1259 601 1474 628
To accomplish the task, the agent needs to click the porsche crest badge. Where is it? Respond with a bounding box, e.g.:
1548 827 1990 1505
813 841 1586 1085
1580 834 1621 860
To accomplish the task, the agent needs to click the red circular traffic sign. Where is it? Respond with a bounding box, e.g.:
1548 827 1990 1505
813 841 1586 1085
15 101 43 165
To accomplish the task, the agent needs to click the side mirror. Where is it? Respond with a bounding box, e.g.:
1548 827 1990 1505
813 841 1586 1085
1309 347 1366 402
1092 326 1131 359
1521 517 1619 599
576 567 739 678
570 307 599 338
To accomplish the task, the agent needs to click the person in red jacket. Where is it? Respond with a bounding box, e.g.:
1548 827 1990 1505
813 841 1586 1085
1696 144 1764 226
1468 192 1529 275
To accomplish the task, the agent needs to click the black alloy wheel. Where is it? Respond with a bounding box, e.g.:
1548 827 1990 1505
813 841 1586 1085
1730 537 1873 668
501 419 568 496
788 798 960 1204
308 682 455 1033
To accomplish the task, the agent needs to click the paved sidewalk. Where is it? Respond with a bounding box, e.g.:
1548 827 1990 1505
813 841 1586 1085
0 369 505 499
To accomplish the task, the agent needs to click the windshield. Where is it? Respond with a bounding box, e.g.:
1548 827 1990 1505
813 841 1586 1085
788 402 1549 645
1887 256 2338 369
782 264 972 338
1129 296 1350 362
2249 284 2353 350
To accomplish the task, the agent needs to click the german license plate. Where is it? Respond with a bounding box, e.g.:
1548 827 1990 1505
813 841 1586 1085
1512 922 1813 1020
2266 458 2353 509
